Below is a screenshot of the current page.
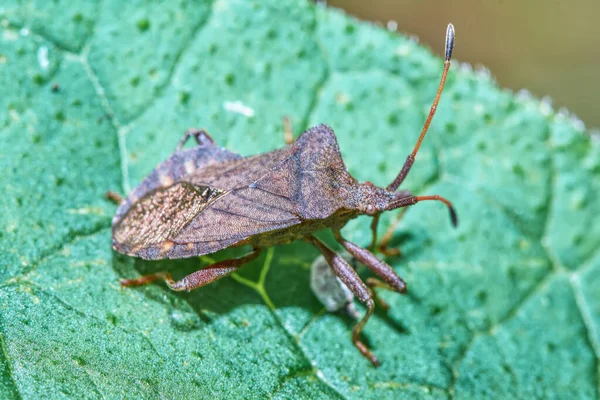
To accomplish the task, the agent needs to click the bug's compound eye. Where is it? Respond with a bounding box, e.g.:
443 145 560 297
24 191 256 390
365 204 376 215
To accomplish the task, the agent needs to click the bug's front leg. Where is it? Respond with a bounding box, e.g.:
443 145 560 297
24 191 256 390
334 230 407 298
176 128 215 151
121 248 261 291
370 208 408 257
308 235 380 367
282 116 294 145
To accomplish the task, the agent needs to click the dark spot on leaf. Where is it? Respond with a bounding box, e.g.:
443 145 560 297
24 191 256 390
512 163 525 178
33 74 44 85
130 76 141 87
136 18 151 32
72 13 83 23
476 291 488 304
507 266 518 282
179 91 191 105
106 313 118 325
224 73 235 86
345 24 355 34
191 350 203 359
430 305 445 315
388 114 399 126
72 356 87 366
55 111 66 122
506 99 518 113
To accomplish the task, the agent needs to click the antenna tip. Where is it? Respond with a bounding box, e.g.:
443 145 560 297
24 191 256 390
445 23 455 61
449 205 458 228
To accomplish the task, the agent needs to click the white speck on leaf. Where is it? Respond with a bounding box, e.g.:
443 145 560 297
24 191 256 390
223 100 255 118
540 96 553 116
459 62 473 73
38 46 49 70
3 29 18 41
570 115 585 132
517 89 532 101
9 109 19 121
395 43 411 57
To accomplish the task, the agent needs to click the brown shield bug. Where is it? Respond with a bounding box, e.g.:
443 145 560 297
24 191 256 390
109 24 456 366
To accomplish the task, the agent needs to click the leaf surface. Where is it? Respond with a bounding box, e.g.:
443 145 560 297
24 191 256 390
1 1 599 398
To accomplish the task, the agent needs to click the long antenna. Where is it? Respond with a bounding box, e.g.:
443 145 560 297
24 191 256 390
387 23 455 191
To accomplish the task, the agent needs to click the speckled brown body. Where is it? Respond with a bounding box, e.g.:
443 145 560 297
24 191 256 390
112 124 406 260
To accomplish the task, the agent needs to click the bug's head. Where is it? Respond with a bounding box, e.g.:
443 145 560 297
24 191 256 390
351 182 458 227
347 181 406 216
352 23 458 228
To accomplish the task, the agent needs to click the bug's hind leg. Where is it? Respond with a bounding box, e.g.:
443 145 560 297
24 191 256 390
334 230 407 301
121 248 262 292
176 128 215 151
308 235 380 367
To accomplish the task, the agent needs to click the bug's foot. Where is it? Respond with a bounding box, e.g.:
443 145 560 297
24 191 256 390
378 245 401 257
354 339 381 367
105 190 124 205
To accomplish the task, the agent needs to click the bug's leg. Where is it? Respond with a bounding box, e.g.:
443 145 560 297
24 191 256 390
308 235 380 367
366 278 397 311
334 230 407 298
283 116 294 145
176 129 215 151
120 248 262 291
105 190 124 205
369 214 380 252
375 207 409 257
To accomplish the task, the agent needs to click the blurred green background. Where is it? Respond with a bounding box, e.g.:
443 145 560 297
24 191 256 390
329 0 600 129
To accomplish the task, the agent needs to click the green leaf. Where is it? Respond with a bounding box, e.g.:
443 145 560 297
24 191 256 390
1 1 599 398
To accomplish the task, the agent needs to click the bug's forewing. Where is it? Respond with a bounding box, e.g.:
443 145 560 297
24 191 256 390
113 144 241 225
112 182 227 259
